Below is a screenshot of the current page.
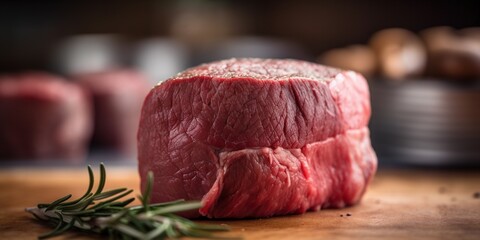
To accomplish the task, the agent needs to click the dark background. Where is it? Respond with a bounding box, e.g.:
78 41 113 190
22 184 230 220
1 0 479 72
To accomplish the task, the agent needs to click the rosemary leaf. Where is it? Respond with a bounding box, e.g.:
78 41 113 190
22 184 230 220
43 194 72 211
93 188 128 200
94 164 107 195
149 201 203 215
97 189 134 206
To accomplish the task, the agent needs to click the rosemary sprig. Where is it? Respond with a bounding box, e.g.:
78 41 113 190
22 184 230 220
26 163 232 240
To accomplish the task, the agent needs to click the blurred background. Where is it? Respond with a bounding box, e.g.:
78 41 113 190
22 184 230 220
0 0 479 167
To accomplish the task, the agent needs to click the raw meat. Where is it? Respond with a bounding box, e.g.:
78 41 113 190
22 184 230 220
75 70 150 155
138 58 377 218
0 72 92 160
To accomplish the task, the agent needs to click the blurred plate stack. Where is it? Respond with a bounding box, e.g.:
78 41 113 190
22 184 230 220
369 79 480 166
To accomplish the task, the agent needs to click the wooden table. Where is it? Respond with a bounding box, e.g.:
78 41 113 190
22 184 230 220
0 166 479 240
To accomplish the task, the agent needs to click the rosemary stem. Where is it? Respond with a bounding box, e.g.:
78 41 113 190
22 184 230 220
25 164 234 240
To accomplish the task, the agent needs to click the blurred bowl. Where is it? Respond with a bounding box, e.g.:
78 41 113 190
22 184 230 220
51 34 126 75
131 38 189 85
369 79 480 166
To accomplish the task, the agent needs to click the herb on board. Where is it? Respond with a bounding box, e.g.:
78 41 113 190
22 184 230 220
26 163 233 240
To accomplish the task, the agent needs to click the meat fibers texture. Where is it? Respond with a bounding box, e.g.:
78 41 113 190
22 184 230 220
138 58 377 218
75 70 150 155
0 72 92 160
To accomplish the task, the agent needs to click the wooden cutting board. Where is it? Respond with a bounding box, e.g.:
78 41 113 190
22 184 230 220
0 166 479 240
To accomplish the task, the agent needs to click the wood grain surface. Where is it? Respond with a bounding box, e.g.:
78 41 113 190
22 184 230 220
0 166 479 240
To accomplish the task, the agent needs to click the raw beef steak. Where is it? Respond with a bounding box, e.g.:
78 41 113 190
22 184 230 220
0 72 92 160
75 70 150 155
138 58 377 218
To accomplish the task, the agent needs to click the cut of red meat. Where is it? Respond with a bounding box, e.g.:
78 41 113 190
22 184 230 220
138 58 377 218
0 72 92 160
75 70 150 155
